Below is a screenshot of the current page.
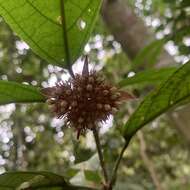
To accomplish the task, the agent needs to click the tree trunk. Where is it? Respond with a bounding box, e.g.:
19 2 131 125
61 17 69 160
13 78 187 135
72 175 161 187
101 0 190 145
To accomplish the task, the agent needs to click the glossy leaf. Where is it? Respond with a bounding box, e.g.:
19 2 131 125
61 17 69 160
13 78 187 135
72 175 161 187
124 61 190 139
0 80 45 105
119 67 177 87
0 171 66 189
133 39 165 68
84 170 101 183
0 171 97 190
0 0 101 67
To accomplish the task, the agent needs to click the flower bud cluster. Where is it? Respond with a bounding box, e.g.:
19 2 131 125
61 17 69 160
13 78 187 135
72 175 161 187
42 57 134 137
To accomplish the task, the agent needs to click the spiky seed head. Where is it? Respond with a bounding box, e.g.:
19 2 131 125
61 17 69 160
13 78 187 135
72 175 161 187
41 56 134 138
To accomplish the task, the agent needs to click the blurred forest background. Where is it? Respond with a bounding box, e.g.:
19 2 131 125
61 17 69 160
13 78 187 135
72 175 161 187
0 0 190 189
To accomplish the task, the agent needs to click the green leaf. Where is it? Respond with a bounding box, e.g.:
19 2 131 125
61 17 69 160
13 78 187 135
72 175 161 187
133 39 165 68
0 171 66 189
124 61 190 139
0 0 101 67
119 67 177 87
0 80 45 105
0 171 98 190
63 168 79 180
180 0 190 8
84 170 101 183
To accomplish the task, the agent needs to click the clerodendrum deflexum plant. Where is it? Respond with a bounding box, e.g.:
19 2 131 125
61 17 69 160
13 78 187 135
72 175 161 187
0 0 136 189
41 56 134 139
41 56 135 190
0 0 190 190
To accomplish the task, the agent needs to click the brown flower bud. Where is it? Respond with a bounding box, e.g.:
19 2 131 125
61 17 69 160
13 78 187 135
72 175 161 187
66 90 72 95
78 117 84 123
104 104 111 111
97 103 103 109
71 101 77 107
88 77 94 83
86 84 93 91
42 56 134 138
103 90 109 96
61 100 68 107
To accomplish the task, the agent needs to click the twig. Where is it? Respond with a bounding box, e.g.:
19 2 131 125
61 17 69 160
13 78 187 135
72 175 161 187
137 131 163 190
108 137 131 189
93 128 109 186
60 0 75 78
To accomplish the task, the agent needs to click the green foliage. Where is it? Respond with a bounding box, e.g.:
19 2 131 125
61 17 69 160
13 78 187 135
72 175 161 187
0 171 66 189
84 170 101 183
133 39 166 68
0 80 44 105
0 171 97 190
119 67 177 87
0 0 190 189
139 0 190 57
124 61 190 139
0 0 101 67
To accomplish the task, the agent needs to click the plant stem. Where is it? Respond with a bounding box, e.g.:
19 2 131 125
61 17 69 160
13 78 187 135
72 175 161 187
60 0 75 78
137 131 163 190
109 137 131 188
93 128 109 185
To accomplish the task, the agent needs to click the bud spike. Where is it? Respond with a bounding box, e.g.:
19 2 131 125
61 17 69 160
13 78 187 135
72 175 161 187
82 55 89 76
